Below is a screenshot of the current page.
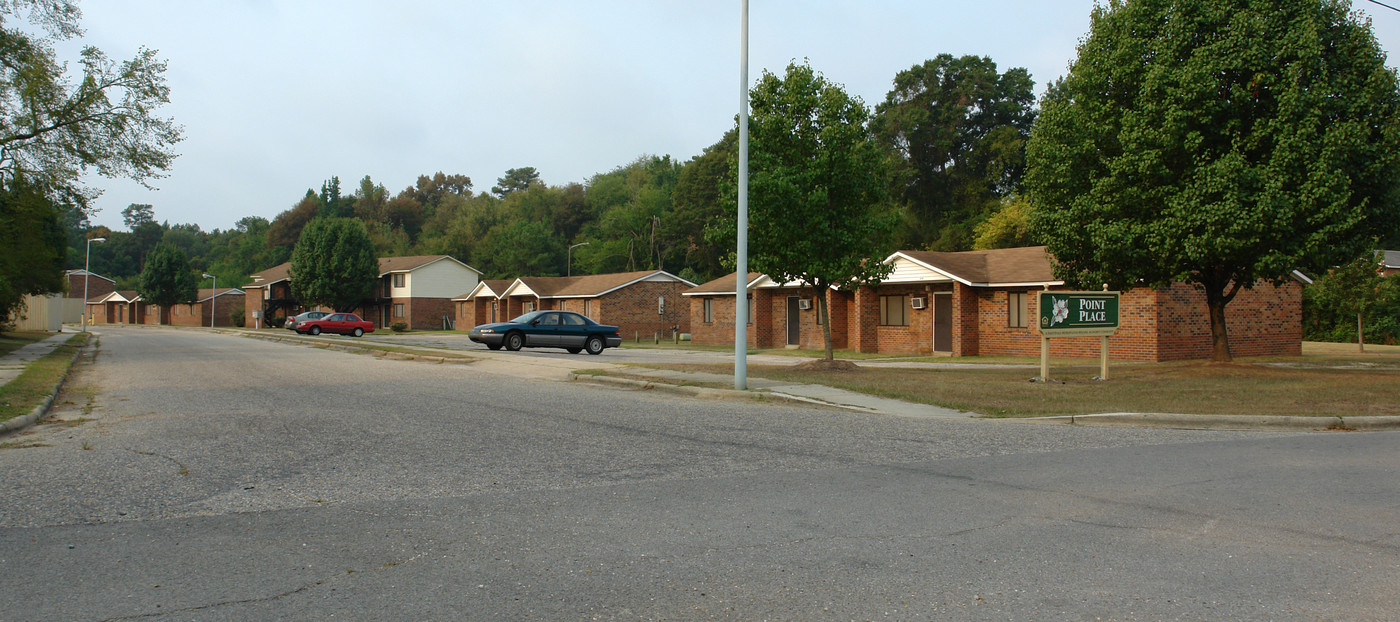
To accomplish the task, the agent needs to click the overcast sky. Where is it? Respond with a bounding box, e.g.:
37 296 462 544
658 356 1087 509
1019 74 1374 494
61 1 1400 232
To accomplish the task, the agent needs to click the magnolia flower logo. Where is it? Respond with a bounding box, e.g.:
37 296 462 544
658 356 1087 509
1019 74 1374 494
1050 297 1069 326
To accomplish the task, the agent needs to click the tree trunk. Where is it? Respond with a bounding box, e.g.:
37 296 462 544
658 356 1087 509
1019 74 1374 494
1358 310 1365 353
818 288 834 361
1203 280 1236 363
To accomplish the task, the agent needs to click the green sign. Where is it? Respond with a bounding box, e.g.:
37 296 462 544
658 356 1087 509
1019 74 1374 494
1038 291 1120 337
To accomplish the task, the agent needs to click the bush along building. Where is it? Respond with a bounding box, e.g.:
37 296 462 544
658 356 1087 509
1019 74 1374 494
684 246 1304 362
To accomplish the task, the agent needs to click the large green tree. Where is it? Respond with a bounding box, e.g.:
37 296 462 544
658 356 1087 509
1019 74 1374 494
137 242 196 324
290 217 378 312
0 178 67 330
1026 0 1400 362
871 54 1036 251
0 1 182 198
0 0 180 327
719 61 897 361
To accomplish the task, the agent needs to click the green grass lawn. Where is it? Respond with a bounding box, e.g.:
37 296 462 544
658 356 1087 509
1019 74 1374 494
0 333 89 424
618 342 1400 418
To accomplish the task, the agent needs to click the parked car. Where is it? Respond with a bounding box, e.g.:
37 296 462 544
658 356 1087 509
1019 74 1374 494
469 310 622 355
297 313 375 337
285 310 329 331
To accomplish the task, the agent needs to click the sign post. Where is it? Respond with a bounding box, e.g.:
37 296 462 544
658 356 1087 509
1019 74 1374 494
1037 291 1121 381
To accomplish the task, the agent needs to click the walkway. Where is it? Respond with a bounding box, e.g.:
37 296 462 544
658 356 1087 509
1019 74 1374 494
0 330 77 390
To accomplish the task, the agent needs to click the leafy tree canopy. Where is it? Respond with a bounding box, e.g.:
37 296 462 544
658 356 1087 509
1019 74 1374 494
716 60 897 360
289 217 378 312
0 177 67 330
492 167 540 199
0 0 182 201
137 242 197 320
871 54 1036 251
1026 0 1400 362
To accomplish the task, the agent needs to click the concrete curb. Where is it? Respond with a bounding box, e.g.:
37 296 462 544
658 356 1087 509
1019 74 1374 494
1019 412 1400 430
0 338 86 436
569 373 841 410
236 331 475 365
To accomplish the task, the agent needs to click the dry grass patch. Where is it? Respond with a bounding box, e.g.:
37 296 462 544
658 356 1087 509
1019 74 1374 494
640 358 1400 418
0 331 51 357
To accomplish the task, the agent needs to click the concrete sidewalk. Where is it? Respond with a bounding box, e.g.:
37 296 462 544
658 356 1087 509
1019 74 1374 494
0 330 78 390
573 367 975 419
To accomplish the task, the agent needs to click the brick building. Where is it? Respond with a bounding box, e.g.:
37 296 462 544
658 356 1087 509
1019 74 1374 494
455 270 696 340
87 288 245 327
685 246 1305 362
243 255 481 330
86 287 244 327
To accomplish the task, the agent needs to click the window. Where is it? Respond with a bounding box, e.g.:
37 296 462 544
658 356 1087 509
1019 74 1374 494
703 298 714 323
539 313 559 326
1008 292 1028 328
393 273 406 288
747 295 754 325
524 301 535 313
393 303 404 318
583 299 592 318
880 295 909 326
658 296 665 316
562 313 586 326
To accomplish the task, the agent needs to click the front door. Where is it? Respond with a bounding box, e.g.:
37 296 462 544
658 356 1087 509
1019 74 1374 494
932 293 952 353
786 296 801 346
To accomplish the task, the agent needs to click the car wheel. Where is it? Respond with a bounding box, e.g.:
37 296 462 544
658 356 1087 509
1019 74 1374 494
566 347 582 355
504 331 524 351
487 343 502 351
585 335 605 355
310 326 321 336
352 327 364 337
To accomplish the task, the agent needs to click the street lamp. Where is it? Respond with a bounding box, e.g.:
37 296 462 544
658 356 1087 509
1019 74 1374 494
202 273 217 327
82 237 105 333
567 241 590 277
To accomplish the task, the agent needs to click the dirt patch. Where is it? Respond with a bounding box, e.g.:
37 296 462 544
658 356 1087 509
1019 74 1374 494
790 359 862 373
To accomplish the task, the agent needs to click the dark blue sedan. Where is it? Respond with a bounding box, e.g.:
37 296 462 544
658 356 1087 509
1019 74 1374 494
468 310 623 355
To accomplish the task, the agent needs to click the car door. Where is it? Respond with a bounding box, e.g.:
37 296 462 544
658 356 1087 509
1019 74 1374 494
558 312 589 348
324 313 347 334
530 312 561 346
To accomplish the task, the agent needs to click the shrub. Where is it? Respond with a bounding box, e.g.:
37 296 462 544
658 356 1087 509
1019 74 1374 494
229 309 245 327
390 322 408 333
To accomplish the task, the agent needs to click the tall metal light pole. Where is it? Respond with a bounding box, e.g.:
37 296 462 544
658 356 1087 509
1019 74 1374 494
82 237 105 332
735 0 750 390
567 242 590 277
202 273 217 327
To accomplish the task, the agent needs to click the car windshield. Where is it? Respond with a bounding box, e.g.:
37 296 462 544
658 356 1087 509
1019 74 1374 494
509 311 544 324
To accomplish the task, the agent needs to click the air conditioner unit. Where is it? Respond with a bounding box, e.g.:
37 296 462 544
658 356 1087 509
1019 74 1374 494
797 299 812 310
910 297 927 310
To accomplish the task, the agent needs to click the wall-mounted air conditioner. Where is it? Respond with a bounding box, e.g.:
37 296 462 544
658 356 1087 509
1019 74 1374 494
797 299 812 310
910 297 927 310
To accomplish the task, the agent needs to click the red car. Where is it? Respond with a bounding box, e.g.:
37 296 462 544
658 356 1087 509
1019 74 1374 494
297 312 375 337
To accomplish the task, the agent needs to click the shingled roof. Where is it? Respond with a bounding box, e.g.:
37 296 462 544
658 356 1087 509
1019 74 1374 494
501 270 695 299
889 246 1061 286
245 262 291 287
682 273 764 296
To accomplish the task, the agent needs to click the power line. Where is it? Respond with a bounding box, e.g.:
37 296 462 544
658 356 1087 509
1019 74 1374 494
1367 0 1400 14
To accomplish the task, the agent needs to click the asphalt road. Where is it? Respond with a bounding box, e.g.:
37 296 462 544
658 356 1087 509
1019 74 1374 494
1 326 1396 620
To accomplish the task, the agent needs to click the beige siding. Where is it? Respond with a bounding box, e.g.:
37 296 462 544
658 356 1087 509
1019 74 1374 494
404 259 480 299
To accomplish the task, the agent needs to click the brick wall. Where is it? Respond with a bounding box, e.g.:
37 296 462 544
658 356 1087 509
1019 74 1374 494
68 273 114 300
599 281 691 340
404 297 455 330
